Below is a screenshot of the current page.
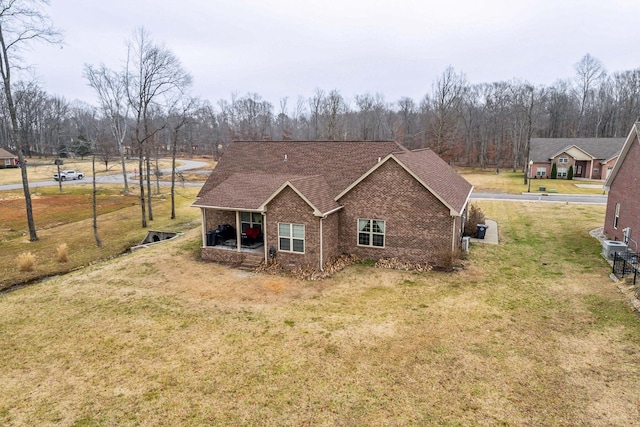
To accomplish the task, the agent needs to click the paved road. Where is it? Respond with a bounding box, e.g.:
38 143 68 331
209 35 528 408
0 159 209 191
1 162 608 205
471 192 607 204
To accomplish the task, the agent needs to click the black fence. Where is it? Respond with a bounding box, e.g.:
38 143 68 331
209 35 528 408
612 251 639 288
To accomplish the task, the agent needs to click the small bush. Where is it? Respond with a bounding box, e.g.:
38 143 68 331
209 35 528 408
17 252 36 272
432 249 465 272
56 243 69 263
464 203 486 237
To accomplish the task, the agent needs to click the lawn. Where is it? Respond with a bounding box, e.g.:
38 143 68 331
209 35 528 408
2 200 639 426
0 185 201 291
458 167 607 195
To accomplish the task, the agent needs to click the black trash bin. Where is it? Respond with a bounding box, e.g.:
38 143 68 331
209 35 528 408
476 224 488 239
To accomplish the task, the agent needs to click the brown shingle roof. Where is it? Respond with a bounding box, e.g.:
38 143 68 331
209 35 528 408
197 141 403 198
394 149 473 215
0 148 17 159
196 141 472 217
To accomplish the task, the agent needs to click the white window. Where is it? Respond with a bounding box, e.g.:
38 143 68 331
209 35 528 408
557 167 568 178
614 203 620 229
358 219 385 247
536 167 546 177
558 157 569 164
593 168 599 173
241 212 262 233
278 223 304 253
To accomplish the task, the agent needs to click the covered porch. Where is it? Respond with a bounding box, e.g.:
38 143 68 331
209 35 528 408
200 208 267 257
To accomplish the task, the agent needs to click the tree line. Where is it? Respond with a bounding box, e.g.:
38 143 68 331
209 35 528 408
3 54 638 175
2 1 639 239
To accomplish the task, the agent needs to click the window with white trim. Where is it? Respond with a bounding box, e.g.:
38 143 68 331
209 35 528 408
240 212 262 233
278 223 304 253
614 203 620 229
557 167 568 178
536 167 546 177
558 157 569 164
593 168 599 173
358 219 385 247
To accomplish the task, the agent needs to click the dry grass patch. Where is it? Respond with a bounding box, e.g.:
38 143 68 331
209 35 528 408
0 186 201 290
2 201 640 426
55 243 69 263
16 252 36 272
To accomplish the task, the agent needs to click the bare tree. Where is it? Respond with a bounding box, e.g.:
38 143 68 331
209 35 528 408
125 27 192 228
573 53 606 136
84 64 131 194
0 0 61 241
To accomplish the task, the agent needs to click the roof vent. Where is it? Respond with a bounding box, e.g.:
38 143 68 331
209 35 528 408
377 157 381 163
284 154 288 162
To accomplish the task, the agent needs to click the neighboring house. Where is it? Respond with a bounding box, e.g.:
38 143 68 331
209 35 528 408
603 123 640 250
529 137 625 180
0 148 19 168
193 141 474 271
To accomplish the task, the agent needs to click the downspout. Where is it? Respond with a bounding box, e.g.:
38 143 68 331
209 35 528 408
319 217 324 271
201 208 207 247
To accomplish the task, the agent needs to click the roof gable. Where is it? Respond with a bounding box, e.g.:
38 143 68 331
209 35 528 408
552 145 593 161
605 123 640 189
336 149 473 216
0 148 17 158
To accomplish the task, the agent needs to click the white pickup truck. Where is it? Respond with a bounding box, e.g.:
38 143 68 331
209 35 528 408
53 170 85 181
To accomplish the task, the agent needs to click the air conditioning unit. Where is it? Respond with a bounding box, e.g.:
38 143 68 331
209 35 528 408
601 240 628 259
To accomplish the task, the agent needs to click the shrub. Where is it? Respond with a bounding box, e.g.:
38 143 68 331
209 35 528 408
433 249 465 272
567 165 574 180
550 163 557 179
464 203 486 237
17 252 36 272
56 243 69 263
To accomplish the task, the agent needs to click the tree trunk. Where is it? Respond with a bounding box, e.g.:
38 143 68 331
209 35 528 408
92 154 102 247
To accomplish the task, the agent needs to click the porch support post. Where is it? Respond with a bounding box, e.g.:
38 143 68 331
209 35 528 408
589 160 593 179
451 216 456 252
235 211 241 252
262 212 268 263
201 209 207 247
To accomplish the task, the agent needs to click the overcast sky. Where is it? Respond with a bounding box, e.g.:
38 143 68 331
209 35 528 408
20 0 640 109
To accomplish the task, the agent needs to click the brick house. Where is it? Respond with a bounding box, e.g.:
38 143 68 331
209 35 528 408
529 138 625 180
0 148 19 168
603 123 640 250
193 141 473 271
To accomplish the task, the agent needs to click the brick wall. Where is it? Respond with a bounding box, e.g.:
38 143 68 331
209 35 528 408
322 212 340 266
265 186 321 270
605 134 640 243
204 209 236 234
337 159 453 263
